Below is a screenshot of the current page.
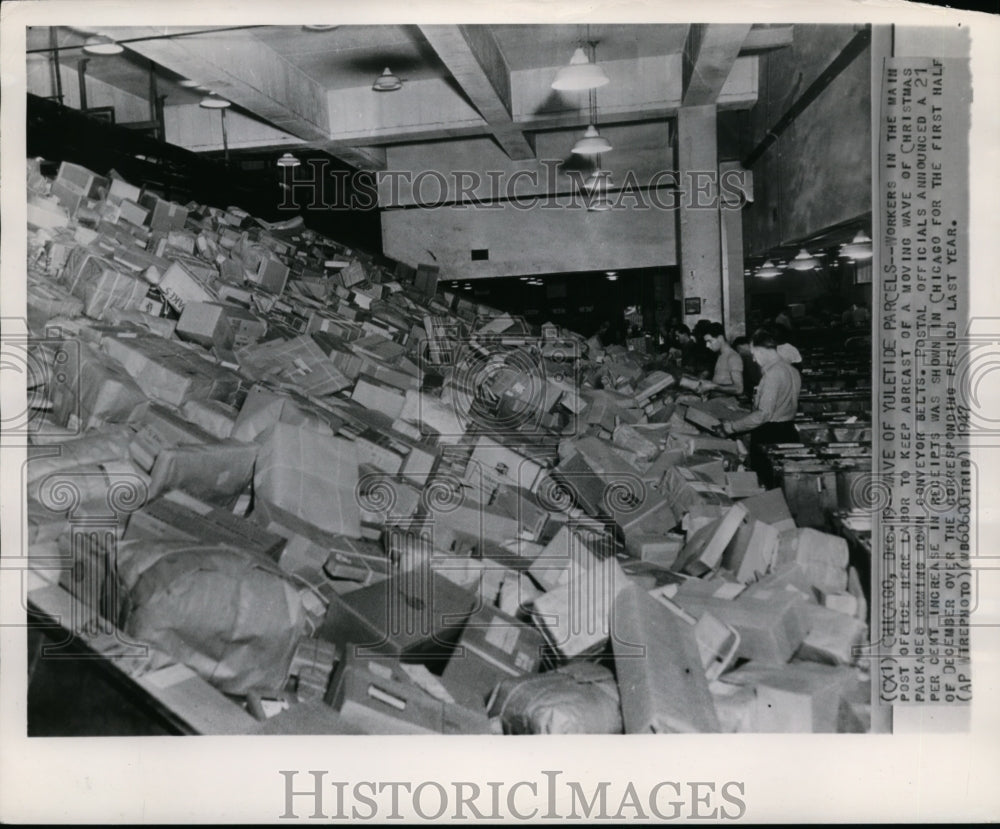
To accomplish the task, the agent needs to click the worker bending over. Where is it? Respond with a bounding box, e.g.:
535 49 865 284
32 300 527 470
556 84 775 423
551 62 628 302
721 329 801 485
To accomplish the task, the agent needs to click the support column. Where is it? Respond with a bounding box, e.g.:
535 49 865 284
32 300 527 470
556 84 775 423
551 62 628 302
720 160 748 338
676 105 723 327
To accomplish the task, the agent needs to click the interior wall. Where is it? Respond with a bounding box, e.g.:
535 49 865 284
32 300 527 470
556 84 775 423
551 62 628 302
741 24 873 255
381 200 677 279
27 60 149 123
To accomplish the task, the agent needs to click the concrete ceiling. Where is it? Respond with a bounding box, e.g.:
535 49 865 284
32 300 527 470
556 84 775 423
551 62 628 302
27 24 793 171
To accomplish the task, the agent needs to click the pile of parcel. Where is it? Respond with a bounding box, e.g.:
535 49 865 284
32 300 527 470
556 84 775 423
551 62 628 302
23 159 871 734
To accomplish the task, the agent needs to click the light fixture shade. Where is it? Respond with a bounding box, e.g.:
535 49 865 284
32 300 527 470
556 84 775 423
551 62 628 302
303 25 339 31
199 94 232 109
841 231 874 261
788 248 820 271
178 79 201 88
583 169 612 192
587 192 613 212
277 152 301 168
572 125 613 155
551 47 610 91
372 68 402 92
83 35 124 56
756 259 781 278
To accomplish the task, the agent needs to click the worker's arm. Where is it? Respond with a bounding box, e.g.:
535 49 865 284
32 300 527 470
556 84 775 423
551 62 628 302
722 371 778 433
701 354 744 396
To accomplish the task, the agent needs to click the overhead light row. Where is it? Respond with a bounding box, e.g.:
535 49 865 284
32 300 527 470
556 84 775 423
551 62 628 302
752 231 874 278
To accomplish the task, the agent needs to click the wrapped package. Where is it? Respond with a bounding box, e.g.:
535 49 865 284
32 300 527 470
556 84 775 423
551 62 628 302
488 662 623 735
49 341 147 430
26 425 134 485
114 540 307 696
254 420 361 538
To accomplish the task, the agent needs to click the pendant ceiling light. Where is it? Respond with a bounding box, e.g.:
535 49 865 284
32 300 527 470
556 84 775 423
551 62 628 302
755 260 781 278
82 35 124 56
178 79 201 88
199 93 231 108
571 40 612 156
303 25 339 31
551 46 610 91
372 67 402 92
787 248 820 271
276 152 301 168
573 125 612 155
587 193 613 212
841 230 873 261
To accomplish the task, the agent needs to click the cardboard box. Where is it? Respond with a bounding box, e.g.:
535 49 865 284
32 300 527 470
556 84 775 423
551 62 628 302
351 375 407 420
663 465 732 514
52 162 108 212
147 439 257 504
254 420 361 538
252 255 290 295
325 652 490 735
739 488 797 533
158 260 215 312
237 335 352 397
103 334 244 408
617 489 681 546
441 604 548 707
794 603 867 666
674 503 748 577
527 525 606 591
142 196 189 232
107 176 142 205
722 515 780 583
773 528 850 593
468 436 548 494
673 589 808 665
176 302 236 350
726 470 764 498
26 425 134 486
555 436 643 519
625 532 685 567
530 552 626 659
50 341 147 430
179 398 239 439
117 199 150 228
613 584 720 733
720 661 858 732
316 535 391 583
124 490 285 559
317 567 477 663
